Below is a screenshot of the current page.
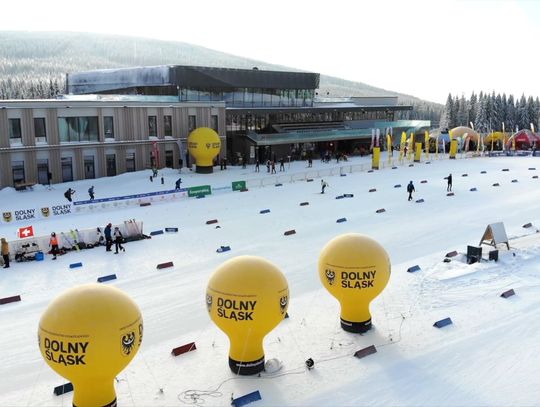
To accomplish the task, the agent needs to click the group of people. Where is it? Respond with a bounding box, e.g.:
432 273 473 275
64 186 96 202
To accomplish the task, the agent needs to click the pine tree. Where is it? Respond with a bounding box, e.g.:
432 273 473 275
506 94 516 132
517 94 529 130
469 92 477 128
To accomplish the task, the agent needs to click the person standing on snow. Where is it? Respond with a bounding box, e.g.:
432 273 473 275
113 227 125 254
407 181 415 201
1 238 10 268
104 223 113 252
321 179 329 194
64 188 75 202
445 174 452 192
175 178 182 190
49 232 59 260
88 186 95 200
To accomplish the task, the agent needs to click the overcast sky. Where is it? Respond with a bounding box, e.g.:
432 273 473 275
3 0 540 104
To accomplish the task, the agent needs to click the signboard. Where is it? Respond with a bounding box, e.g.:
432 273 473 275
188 185 212 197
232 181 246 191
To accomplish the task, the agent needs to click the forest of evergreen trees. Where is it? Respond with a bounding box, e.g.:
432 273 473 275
441 92 540 134
0 76 64 99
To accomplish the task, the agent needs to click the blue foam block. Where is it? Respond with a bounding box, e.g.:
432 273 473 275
69 262 82 269
343 193 354 198
407 265 421 273
480 170 487 174
275 183 283 187
53 382 73 396
232 391 262 407
259 209 271 214
217 246 231 253
394 184 401 188
470 187 477 191
433 317 453 328
150 230 164 236
335 195 344 200
165 227 178 232
97 274 117 283
340 173 347 177
336 218 347 223
416 199 424 203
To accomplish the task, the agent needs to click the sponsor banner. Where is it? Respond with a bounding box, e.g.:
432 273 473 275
73 188 187 206
232 181 246 191
188 185 212 197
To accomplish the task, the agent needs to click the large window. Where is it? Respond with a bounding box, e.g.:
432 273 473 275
164 115 172 137
211 115 219 132
106 154 116 176
34 118 47 143
61 157 73 182
9 118 21 142
126 152 136 172
165 150 173 168
188 115 197 132
12 161 25 183
104 116 114 139
148 116 157 137
58 117 99 142
37 159 49 185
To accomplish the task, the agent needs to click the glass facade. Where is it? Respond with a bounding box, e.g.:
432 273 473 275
165 150 173 168
148 116 157 137
61 157 73 182
164 115 172 137
58 117 99 142
34 118 47 143
12 160 25 183
104 116 114 139
37 159 49 185
126 152 136 172
106 154 116 176
9 118 21 142
178 87 314 107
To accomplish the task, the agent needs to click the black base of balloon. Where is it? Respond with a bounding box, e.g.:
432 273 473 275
340 317 372 333
229 356 265 375
74 398 116 407
196 165 214 174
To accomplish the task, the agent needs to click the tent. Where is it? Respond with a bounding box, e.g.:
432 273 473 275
483 132 509 149
505 129 540 150
479 222 510 250
449 127 480 152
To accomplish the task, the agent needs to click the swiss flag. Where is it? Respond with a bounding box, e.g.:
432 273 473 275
18 226 34 238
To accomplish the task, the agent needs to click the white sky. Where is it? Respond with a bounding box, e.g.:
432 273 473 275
3 0 540 103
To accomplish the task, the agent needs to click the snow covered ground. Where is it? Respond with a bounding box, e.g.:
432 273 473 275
1 153 540 406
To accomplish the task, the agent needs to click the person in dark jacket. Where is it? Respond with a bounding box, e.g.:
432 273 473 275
113 227 125 254
407 181 415 201
445 173 453 191
64 188 75 202
175 178 182 190
88 186 95 200
104 223 113 252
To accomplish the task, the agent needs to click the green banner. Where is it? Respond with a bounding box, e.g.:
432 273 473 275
188 185 212 197
232 180 246 191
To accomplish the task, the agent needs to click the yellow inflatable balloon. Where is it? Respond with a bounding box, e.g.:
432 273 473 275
319 233 390 333
187 127 221 173
38 284 143 407
206 255 289 375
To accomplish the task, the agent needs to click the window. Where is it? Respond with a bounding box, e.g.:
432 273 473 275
164 115 172 137
126 152 136 172
9 119 22 142
12 161 25 184
58 117 99 142
34 118 47 142
106 154 116 176
188 115 197 132
104 116 114 139
165 150 173 168
84 156 95 179
37 159 49 185
148 116 157 137
61 157 73 182
211 115 219 132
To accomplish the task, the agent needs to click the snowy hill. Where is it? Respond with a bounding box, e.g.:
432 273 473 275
0 153 539 406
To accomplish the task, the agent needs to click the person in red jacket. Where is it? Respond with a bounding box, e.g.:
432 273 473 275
49 232 59 260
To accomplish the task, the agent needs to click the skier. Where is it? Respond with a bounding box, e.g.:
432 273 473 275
255 160 260 172
445 173 453 192
49 232 59 260
1 238 10 268
308 156 313 168
88 186 95 200
175 178 182 190
266 160 271 173
407 181 415 201
279 158 285 172
64 188 75 202
113 227 125 254
321 179 329 194
104 223 113 252
271 161 276 174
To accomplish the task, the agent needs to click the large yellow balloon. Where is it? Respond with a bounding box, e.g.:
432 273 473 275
187 127 221 173
319 234 390 333
206 256 289 375
38 284 143 407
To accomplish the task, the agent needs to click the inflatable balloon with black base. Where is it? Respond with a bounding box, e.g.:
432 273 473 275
187 127 221 173
38 284 143 407
319 233 390 333
206 255 289 375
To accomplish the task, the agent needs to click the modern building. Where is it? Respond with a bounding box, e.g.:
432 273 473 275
0 65 429 189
